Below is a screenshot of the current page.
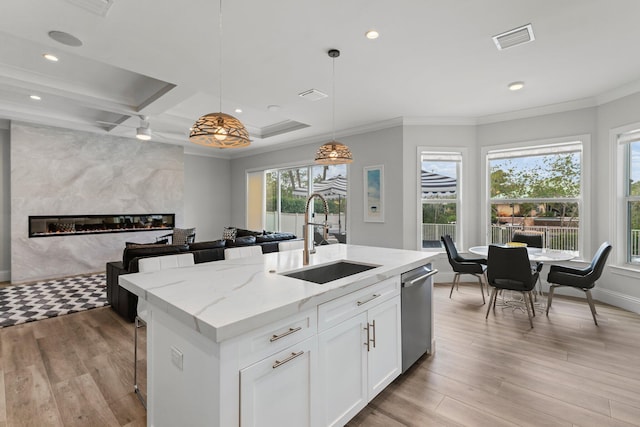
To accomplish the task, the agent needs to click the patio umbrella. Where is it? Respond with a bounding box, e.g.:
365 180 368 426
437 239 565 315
292 175 348 232
421 170 457 197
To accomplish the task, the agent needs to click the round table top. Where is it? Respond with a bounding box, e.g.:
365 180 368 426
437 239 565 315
468 245 577 262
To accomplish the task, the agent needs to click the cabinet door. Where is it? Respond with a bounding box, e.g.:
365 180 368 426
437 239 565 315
240 337 317 427
367 295 402 400
317 312 368 427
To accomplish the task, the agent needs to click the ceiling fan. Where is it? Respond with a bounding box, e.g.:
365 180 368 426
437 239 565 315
96 115 164 141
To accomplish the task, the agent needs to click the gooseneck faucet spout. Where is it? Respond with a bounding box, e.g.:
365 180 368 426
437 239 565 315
303 193 329 265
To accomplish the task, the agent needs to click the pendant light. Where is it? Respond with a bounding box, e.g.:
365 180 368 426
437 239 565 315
315 49 353 165
189 0 250 148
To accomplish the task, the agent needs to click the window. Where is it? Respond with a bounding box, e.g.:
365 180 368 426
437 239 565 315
262 164 348 238
487 142 582 254
420 152 460 249
620 129 640 264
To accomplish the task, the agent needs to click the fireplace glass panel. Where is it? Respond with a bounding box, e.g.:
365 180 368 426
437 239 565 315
29 214 175 237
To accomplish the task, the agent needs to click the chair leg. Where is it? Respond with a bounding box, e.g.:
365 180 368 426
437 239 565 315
476 275 486 304
486 287 497 319
523 292 534 328
134 316 147 409
585 289 598 326
483 272 490 296
528 291 535 316
449 274 459 298
546 285 556 316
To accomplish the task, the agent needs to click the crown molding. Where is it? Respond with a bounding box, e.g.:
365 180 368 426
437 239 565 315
476 97 598 125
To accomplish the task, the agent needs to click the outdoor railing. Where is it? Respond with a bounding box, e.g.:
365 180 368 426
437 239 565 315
490 225 579 251
421 223 456 247
421 223 582 252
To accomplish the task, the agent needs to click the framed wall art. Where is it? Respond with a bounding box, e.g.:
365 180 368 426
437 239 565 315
364 165 384 222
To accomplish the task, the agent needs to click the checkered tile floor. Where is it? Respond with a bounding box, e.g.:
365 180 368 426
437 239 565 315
0 273 108 328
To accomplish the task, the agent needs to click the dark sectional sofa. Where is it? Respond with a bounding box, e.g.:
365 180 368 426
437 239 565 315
106 230 298 321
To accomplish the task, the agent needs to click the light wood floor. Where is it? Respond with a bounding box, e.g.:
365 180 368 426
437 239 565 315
348 283 640 426
1 283 640 426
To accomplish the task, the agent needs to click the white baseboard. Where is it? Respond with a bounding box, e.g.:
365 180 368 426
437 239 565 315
0 270 9 282
593 288 640 315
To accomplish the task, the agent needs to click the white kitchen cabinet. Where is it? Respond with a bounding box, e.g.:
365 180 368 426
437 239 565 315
240 336 317 427
317 312 368 426
366 295 402 399
317 276 402 426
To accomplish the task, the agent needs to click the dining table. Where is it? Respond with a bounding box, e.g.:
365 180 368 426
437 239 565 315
468 244 576 309
468 245 576 262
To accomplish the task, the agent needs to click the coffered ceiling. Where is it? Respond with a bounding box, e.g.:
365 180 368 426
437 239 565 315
1 0 640 157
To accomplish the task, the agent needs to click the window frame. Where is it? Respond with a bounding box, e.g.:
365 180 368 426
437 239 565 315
481 135 590 258
417 147 465 252
250 162 349 235
613 125 640 267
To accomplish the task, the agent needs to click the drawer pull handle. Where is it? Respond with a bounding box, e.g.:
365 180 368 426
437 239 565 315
273 351 304 369
270 326 302 342
357 293 380 306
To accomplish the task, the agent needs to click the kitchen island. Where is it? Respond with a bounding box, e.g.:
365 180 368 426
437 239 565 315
120 244 436 427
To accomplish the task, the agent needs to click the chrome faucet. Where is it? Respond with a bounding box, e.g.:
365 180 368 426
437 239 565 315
303 193 329 265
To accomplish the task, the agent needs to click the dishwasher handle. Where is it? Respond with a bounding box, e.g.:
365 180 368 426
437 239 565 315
403 269 438 287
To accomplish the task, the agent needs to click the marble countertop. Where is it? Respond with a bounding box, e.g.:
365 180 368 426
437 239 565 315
119 244 435 343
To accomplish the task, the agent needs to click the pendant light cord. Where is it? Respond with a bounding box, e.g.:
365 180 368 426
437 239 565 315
219 0 223 113
331 55 336 142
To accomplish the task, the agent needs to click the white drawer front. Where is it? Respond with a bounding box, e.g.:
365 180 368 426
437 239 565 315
237 308 317 368
318 276 400 332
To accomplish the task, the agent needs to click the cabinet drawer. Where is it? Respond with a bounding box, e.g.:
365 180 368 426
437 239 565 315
318 276 400 332
236 308 317 368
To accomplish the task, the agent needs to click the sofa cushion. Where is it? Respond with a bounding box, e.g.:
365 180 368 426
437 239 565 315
223 226 237 241
255 232 296 243
173 227 196 245
189 239 226 251
191 247 226 263
236 228 263 237
122 244 186 269
226 235 257 247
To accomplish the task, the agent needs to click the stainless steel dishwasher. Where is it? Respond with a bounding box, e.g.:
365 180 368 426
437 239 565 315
401 264 437 373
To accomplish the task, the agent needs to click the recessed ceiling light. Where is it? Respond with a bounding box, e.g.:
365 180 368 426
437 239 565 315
235 108 243 113
365 29 379 40
30 95 42 100
43 53 59 62
267 104 281 112
508 81 525 91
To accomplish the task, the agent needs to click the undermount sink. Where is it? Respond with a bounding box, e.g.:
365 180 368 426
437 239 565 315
282 261 379 284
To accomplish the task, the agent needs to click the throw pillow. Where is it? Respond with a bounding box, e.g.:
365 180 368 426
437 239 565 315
223 226 237 241
173 227 196 245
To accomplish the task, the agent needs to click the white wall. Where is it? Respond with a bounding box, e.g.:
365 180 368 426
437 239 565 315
184 154 231 241
0 125 9 281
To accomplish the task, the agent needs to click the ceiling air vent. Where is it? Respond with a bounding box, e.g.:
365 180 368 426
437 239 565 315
298 89 328 101
65 0 114 17
492 24 535 50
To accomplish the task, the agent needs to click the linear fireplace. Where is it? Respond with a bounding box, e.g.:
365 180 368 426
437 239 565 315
29 214 175 237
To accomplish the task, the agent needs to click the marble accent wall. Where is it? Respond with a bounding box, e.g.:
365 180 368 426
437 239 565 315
10 122 184 283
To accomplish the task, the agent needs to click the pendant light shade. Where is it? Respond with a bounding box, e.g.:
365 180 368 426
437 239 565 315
314 49 353 165
315 141 353 164
189 0 250 149
189 112 250 148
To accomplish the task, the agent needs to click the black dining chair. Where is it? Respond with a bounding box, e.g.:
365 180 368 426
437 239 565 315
441 235 487 304
512 231 544 295
486 245 539 328
546 241 612 325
